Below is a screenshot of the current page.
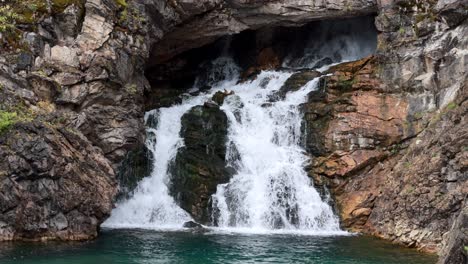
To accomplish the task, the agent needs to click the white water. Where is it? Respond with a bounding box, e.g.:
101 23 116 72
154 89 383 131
211 72 341 233
103 59 239 230
103 57 344 235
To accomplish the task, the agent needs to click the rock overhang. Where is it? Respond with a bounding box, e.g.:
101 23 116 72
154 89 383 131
146 0 379 66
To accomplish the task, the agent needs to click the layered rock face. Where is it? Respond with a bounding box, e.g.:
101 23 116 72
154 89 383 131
0 0 148 240
304 56 467 255
0 121 116 241
301 1 467 261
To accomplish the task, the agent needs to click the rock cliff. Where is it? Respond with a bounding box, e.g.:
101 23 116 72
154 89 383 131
0 1 466 262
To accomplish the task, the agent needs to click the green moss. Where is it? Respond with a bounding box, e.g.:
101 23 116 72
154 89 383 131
119 8 128 23
51 0 85 14
398 27 406 35
0 111 19 134
446 102 458 110
115 0 128 8
413 112 424 119
125 83 138 95
337 76 357 91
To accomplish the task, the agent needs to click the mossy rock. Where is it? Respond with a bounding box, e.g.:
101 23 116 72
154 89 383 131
168 104 233 224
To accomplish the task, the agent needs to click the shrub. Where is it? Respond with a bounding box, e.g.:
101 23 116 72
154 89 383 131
0 111 19 134
0 5 20 33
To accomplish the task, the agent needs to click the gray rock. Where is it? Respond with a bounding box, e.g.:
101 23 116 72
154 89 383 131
50 46 80 68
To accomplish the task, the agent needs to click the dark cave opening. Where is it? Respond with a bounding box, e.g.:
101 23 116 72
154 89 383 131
144 15 377 110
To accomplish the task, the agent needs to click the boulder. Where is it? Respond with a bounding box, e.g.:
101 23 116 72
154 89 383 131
169 104 233 224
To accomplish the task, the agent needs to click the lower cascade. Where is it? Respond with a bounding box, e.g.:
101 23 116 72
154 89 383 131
211 73 340 232
104 60 341 234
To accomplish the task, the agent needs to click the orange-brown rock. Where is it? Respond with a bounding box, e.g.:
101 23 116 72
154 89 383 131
242 47 281 80
305 54 468 257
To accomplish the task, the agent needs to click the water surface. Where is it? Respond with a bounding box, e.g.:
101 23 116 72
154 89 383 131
0 229 436 264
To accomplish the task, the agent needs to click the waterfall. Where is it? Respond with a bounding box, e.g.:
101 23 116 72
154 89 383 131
102 59 239 230
103 57 343 234
211 72 341 233
102 16 378 235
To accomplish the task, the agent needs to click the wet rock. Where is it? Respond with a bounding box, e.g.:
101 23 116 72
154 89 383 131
241 47 281 80
273 70 321 101
169 105 233 224
116 145 153 200
204 100 219 108
183 221 203 229
148 0 377 63
212 90 234 106
304 53 467 256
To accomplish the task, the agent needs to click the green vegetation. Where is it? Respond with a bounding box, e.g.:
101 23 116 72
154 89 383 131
398 27 406 35
0 111 19 134
115 0 128 23
446 102 458 110
125 83 138 95
337 76 357 91
390 144 403 155
115 0 128 8
428 101 459 127
413 111 424 119
0 5 20 33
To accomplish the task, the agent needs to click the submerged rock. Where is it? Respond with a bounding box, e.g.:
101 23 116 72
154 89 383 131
183 221 203 229
169 104 234 224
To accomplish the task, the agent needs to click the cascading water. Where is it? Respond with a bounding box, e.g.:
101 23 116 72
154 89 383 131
103 17 377 233
103 61 341 234
211 73 341 233
103 59 240 229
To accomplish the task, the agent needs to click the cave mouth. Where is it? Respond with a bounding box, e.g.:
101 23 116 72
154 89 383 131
144 15 377 110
